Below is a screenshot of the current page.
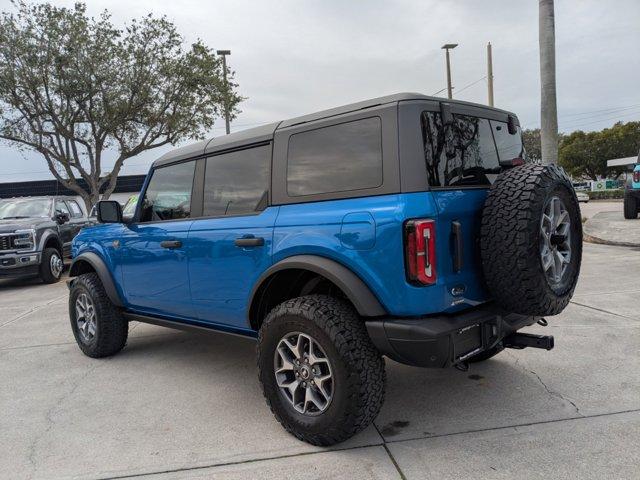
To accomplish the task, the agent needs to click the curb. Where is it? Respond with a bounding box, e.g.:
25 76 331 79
583 223 640 248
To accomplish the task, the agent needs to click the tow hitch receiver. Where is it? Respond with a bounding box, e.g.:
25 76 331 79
504 332 554 350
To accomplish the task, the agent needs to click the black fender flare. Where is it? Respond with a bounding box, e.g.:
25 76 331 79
69 252 124 307
249 255 386 318
38 230 62 253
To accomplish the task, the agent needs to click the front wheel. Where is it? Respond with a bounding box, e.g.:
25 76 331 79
257 295 386 446
39 248 64 284
69 273 128 358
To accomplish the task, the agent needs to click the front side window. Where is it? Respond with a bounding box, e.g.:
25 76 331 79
203 145 270 217
140 161 195 222
421 112 500 187
287 117 383 196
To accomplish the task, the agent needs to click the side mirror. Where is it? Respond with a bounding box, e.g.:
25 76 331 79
507 115 519 135
55 212 70 224
96 201 123 224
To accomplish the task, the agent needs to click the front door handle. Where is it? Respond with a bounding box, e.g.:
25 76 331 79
234 236 265 247
160 240 182 249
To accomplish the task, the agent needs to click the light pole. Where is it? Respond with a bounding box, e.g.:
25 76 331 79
441 43 458 99
487 42 494 107
216 49 231 135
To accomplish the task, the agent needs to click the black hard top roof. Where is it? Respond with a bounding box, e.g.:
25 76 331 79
153 92 516 168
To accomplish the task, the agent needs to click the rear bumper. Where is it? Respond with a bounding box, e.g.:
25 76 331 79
365 303 539 368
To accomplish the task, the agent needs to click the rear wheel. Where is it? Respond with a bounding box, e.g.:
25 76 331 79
257 295 385 446
623 190 638 219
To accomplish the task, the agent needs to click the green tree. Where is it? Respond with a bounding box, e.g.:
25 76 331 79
0 1 241 210
522 128 542 163
559 121 640 180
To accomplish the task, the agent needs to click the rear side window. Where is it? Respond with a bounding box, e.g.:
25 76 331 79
490 120 524 162
203 145 270 216
68 200 83 218
421 112 499 187
287 117 383 196
55 200 70 216
140 161 195 222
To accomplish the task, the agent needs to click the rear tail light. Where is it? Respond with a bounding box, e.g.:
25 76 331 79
404 219 437 285
634 171 640 183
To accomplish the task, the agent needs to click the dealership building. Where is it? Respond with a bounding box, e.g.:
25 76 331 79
0 175 146 213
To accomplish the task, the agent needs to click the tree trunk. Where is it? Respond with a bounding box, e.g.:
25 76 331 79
539 0 558 165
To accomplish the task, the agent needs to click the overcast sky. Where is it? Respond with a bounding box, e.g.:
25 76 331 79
1 0 639 182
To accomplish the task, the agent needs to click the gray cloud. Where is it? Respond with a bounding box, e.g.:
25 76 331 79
0 0 638 181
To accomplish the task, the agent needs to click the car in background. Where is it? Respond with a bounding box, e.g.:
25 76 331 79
623 164 640 219
0 196 90 283
575 191 589 203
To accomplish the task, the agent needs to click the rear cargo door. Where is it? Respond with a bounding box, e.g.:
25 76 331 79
420 108 505 307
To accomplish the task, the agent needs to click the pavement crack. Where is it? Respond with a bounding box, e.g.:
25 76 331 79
528 367 582 416
507 351 583 416
0 295 67 328
569 301 637 322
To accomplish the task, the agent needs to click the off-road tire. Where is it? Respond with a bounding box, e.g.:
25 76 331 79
69 273 128 358
39 248 63 284
258 295 385 446
623 190 638 219
480 164 582 316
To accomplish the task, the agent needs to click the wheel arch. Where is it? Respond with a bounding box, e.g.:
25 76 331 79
39 231 63 255
69 252 124 307
248 255 386 330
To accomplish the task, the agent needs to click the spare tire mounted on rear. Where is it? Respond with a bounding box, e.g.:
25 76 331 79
480 164 582 316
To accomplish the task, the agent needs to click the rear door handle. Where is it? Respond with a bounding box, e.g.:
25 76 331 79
160 240 182 249
234 236 265 247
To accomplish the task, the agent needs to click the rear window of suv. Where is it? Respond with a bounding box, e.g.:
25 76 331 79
421 111 523 188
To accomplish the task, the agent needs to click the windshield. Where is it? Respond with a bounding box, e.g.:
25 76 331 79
0 198 51 219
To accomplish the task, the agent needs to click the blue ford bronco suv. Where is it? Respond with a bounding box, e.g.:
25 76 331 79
67 93 582 445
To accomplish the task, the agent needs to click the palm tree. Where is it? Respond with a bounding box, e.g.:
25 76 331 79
539 0 558 165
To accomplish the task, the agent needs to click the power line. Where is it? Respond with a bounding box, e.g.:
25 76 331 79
561 110 640 129
455 76 487 95
560 103 640 118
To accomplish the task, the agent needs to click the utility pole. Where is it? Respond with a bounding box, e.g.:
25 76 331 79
216 49 231 135
539 0 558 165
441 44 458 99
487 42 494 107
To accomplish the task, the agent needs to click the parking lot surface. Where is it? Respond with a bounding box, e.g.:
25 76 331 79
1 242 639 480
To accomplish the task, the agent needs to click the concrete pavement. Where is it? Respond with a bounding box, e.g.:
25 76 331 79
1 242 638 479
